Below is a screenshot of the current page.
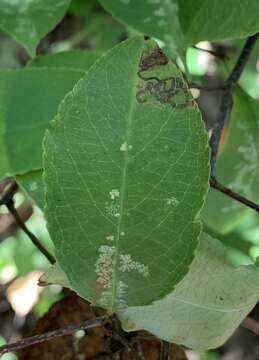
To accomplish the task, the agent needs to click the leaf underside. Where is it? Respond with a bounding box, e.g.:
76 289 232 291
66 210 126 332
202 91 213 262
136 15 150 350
119 233 259 350
44 36 209 312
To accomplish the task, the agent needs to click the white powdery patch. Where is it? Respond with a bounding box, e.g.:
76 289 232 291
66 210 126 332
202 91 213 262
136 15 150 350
158 19 168 26
94 247 129 309
109 189 120 200
106 235 115 242
98 280 128 309
29 182 38 191
95 245 115 289
95 247 149 308
105 202 120 218
166 197 179 206
116 281 128 309
120 142 133 152
154 6 166 17
119 254 149 277
106 189 120 217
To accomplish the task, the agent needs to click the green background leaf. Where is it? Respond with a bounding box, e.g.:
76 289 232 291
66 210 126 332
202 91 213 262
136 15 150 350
82 13 128 51
99 0 184 58
202 89 259 233
0 68 84 178
179 0 259 45
119 233 259 350
100 0 259 58
16 170 44 210
44 37 209 311
28 50 103 71
0 0 71 57
39 262 71 288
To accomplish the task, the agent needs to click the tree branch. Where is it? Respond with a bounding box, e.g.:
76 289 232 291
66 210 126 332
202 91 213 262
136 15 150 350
0 179 18 206
0 180 56 265
6 200 56 264
192 45 228 60
210 177 259 213
189 82 225 91
0 316 108 356
0 203 33 242
160 340 171 360
209 33 258 172
242 317 259 336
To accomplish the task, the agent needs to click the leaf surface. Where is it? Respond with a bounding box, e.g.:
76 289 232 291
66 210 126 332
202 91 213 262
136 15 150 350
44 37 209 311
202 89 259 233
179 0 259 45
16 170 44 209
39 262 71 288
14 53 103 202
28 50 103 71
100 0 259 56
118 233 259 349
0 68 84 177
0 0 71 57
99 0 184 58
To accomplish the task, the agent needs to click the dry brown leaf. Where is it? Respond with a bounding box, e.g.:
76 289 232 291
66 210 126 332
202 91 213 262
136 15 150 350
18 292 109 360
17 292 187 359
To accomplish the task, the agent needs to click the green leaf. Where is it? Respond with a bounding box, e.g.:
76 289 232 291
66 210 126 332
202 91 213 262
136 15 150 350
0 68 84 178
28 50 103 71
100 1 259 57
83 13 128 51
202 88 259 233
118 233 259 350
0 36 21 70
69 0 98 16
13 52 103 201
179 0 259 45
39 262 71 288
16 170 44 210
99 0 185 58
44 37 209 311
204 224 254 264
0 0 71 57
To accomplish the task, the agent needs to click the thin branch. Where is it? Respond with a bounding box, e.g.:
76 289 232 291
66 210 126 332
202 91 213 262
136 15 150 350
209 33 258 172
210 177 259 213
160 340 171 360
242 317 259 336
192 45 228 60
6 199 56 264
189 82 225 91
111 316 143 360
0 180 55 264
113 332 142 360
0 316 108 356
0 203 33 242
0 180 18 206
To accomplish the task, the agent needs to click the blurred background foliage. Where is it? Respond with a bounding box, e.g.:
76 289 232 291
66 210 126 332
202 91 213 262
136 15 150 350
0 0 259 359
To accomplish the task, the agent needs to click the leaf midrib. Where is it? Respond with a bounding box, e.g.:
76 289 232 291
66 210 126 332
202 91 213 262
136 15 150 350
110 55 141 311
168 294 254 313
